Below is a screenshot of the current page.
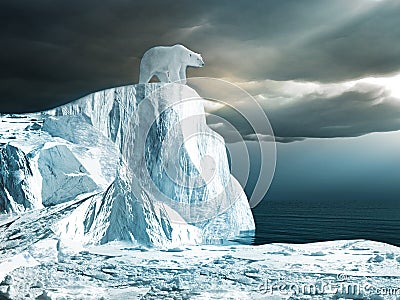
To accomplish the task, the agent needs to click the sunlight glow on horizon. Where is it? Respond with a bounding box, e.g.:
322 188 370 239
360 73 400 99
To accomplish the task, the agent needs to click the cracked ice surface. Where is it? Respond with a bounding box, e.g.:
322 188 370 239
1 235 399 299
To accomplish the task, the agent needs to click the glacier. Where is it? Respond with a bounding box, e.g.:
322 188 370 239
0 83 255 247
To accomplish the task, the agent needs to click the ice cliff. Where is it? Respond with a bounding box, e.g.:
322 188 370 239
0 83 255 246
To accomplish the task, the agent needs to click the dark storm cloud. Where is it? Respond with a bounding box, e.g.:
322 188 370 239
1 0 400 113
272 0 400 82
0 0 210 112
206 78 400 142
184 0 400 82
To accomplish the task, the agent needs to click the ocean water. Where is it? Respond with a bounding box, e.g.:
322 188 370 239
251 198 400 246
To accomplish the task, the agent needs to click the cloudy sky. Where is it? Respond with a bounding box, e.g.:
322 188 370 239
1 0 400 208
1 0 400 140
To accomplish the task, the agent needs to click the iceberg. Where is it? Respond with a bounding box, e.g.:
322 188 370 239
0 83 255 247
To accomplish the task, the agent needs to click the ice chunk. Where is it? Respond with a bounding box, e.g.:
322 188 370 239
38 144 98 206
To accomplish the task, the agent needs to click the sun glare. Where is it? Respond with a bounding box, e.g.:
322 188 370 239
361 74 400 99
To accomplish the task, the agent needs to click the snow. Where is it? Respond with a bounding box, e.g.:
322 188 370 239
1 235 399 299
0 252 39 284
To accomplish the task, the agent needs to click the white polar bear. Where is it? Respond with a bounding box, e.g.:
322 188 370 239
139 44 204 84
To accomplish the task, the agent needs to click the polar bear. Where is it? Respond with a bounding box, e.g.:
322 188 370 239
139 44 204 84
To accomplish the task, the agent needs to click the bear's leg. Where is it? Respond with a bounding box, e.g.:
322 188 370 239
155 72 169 82
139 58 154 83
169 70 181 83
179 66 187 84
139 66 153 83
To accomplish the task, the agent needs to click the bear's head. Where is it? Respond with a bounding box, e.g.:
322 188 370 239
187 52 205 68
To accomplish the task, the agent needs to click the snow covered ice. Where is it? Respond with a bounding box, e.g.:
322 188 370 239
0 83 400 299
1 234 400 299
1 83 255 246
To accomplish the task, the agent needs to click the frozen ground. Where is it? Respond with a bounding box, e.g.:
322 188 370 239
0 201 400 299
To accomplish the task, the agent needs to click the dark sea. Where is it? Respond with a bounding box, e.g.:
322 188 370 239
251 197 400 247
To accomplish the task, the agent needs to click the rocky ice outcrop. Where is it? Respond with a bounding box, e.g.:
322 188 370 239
0 115 118 213
0 142 103 212
0 144 40 213
38 144 98 206
0 83 255 246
